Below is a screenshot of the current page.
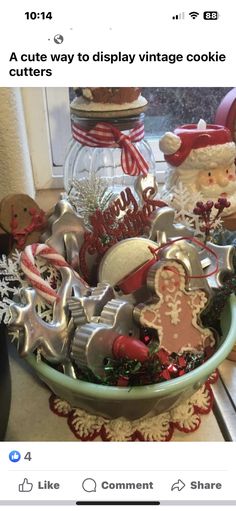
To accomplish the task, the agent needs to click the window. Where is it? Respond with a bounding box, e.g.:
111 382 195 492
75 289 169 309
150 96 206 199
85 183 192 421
22 88 71 189
23 87 232 189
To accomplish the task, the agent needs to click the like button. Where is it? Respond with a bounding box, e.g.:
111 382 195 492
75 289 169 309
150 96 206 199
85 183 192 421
18 478 33 492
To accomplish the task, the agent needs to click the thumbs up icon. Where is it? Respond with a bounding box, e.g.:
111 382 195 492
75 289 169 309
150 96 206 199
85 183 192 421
18 478 33 492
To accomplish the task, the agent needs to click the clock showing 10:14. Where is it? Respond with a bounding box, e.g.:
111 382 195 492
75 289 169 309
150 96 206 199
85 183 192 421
25 12 53 20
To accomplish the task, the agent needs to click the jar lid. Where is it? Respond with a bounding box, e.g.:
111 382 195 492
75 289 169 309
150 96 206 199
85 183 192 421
70 94 148 119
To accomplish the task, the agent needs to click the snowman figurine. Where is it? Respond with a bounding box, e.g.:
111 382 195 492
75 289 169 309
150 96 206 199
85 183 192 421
159 119 236 216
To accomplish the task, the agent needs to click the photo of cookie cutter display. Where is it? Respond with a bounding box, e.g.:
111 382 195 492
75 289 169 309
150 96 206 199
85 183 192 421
6 83 236 419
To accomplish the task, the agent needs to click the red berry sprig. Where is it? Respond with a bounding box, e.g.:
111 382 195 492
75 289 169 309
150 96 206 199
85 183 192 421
214 197 231 211
193 198 230 241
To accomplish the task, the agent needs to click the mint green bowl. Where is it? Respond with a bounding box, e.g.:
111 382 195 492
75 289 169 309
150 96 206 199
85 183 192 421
26 295 236 420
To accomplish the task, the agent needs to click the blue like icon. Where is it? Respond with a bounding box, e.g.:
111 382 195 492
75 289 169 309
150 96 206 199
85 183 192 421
9 451 21 463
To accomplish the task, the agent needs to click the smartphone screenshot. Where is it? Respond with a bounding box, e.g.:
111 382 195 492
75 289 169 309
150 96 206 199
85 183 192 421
0 1 235 509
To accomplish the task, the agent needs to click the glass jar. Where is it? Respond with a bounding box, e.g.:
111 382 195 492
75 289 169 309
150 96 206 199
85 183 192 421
63 113 156 195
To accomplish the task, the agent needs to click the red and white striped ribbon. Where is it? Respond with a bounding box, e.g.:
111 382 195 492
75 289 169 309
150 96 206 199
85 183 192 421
72 122 149 177
20 244 70 304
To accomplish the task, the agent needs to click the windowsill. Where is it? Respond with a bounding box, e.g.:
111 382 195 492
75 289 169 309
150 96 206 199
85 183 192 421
36 189 64 211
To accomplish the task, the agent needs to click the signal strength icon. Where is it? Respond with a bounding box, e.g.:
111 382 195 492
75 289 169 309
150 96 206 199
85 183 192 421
172 12 185 20
189 11 200 19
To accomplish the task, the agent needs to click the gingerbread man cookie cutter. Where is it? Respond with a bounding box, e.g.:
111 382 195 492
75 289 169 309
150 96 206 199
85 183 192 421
133 258 216 354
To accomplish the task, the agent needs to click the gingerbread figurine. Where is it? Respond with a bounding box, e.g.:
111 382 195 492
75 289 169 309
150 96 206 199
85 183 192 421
0 194 46 252
134 259 216 353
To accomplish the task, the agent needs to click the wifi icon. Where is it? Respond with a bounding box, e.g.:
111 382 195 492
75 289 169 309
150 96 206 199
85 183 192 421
189 11 200 19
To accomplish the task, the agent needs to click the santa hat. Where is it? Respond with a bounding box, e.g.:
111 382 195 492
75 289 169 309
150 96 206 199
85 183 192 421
159 119 236 169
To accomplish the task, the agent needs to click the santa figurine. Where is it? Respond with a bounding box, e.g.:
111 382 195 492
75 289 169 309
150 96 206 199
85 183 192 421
159 119 236 216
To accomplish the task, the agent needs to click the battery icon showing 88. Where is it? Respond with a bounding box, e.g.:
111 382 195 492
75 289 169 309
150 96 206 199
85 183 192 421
203 11 219 20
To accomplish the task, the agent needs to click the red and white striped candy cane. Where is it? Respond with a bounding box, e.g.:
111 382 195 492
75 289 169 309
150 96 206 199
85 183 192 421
20 243 70 304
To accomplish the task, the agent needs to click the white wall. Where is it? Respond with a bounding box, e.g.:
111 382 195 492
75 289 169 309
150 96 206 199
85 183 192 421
0 88 35 200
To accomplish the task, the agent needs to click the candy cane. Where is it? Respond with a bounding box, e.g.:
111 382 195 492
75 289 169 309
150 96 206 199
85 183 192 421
20 243 70 304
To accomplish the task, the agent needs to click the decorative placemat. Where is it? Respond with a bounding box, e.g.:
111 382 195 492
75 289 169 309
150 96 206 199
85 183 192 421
49 372 218 442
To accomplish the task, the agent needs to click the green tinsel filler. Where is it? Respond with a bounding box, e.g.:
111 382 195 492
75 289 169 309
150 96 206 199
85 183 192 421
74 343 206 388
102 340 160 386
101 351 205 387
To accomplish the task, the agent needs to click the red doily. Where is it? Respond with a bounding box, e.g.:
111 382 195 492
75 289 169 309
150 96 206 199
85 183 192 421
49 372 218 442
